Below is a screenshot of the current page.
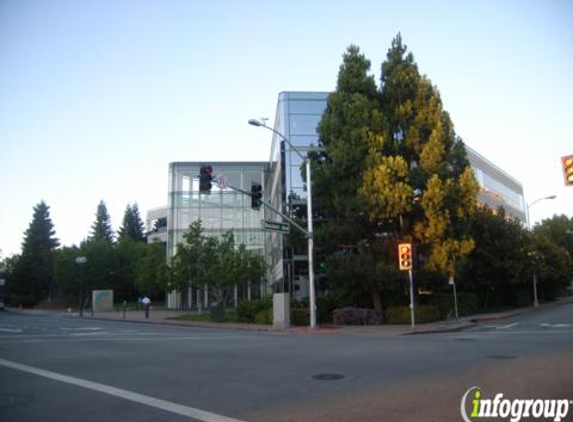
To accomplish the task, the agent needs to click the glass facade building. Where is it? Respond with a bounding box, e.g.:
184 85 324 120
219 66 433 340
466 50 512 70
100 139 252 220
166 161 269 309
266 92 328 296
466 146 526 222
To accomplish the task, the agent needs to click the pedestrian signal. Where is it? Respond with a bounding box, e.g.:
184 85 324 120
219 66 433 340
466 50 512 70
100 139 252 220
398 243 413 271
561 155 573 186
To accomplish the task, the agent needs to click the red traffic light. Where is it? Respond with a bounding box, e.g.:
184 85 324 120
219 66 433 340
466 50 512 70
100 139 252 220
199 165 213 193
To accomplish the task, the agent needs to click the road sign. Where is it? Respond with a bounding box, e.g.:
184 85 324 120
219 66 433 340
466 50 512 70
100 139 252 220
216 174 228 189
262 220 290 234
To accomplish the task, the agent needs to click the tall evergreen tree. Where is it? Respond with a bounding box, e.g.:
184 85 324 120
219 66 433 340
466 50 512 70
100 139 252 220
15 201 60 301
89 200 114 244
360 34 479 282
313 45 388 310
118 203 146 243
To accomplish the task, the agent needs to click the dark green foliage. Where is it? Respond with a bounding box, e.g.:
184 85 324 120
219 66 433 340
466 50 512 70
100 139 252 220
254 309 272 325
135 241 167 298
209 302 225 322
53 246 81 299
312 45 385 311
12 201 60 303
89 200 114 244
118 204 146 243
385 305 440 324
169 221 266 306
458 207 531 309
237 297 272 323
425 292 479 319
291 308 310 326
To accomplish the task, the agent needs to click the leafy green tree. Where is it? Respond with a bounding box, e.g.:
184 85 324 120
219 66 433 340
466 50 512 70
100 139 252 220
532 215 573 300
533 214 573 259
89 200 114 244
118 203 146 243
169 221 266 306
458 207 530 308
114 239 146 301
12 201 60 303
53 246 81 299
79 238 116 304
312 45 388 311
360 34 479 284
135 241 167 298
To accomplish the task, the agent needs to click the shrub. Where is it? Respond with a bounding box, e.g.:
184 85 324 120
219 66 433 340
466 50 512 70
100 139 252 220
427 292 479 319
254 309 272 325
385 305 440 324
209 302 225 322
10 293 41 308
291 308 310 326
332 307 383 325
237 297 272 323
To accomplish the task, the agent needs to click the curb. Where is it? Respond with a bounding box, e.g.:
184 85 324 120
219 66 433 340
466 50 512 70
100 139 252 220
404 322 477 335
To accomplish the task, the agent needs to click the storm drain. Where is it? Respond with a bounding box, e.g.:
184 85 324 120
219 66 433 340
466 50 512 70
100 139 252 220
312 373 345 381
486 354 517 360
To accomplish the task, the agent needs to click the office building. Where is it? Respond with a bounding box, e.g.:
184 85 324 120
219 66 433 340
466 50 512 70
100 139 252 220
165 161 269 309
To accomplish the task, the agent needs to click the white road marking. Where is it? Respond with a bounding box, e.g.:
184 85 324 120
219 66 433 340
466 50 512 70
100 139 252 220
0 328 22 333
58 327 104 331
496 322 519 330
0 358 251 422
0 335 255 343
540 323 573 328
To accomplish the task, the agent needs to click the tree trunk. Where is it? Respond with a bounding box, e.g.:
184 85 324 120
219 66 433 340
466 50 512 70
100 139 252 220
371 288 383 312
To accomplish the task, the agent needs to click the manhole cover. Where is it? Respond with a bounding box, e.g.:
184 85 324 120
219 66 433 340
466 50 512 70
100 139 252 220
486 355 517 360
455 338 475 341
312 373 345 381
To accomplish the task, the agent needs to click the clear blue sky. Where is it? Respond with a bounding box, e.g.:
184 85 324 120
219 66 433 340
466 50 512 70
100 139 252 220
1 0 572 257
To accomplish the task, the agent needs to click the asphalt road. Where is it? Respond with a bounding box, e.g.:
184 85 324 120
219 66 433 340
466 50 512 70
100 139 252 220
1 302 572 422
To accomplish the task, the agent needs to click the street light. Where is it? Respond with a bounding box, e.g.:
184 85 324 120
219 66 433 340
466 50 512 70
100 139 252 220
526 195 556 307
75 256 87 317
248 118 317 329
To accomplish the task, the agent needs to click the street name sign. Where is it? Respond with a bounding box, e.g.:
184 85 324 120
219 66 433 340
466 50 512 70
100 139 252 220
262 220 290 234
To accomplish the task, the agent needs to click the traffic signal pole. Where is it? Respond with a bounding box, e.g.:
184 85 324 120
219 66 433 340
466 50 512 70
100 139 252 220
215 177 309 237
408 269 415 330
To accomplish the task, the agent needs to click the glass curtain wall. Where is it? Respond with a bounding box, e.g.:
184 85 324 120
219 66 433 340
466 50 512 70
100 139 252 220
267 92 328 297
167 162 269 309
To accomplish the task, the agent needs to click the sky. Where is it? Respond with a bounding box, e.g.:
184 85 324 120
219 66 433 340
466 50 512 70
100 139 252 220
1 0 572 258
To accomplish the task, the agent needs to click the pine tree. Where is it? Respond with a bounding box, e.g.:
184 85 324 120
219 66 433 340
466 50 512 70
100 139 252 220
118 203 146 243
89 200 114 244
16 201 60 301
313 45 387 311
360 34 479 280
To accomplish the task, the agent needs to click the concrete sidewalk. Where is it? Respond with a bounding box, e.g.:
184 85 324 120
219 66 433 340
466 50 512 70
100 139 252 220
13 296 573 336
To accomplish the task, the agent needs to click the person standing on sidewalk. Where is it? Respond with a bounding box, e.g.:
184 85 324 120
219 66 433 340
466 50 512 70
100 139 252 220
142 296 151 319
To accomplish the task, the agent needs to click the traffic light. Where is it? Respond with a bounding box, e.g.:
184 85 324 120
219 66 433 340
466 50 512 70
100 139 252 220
199 165 213 193
251 183 262 209
561 155 573 186
398 243 413 271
